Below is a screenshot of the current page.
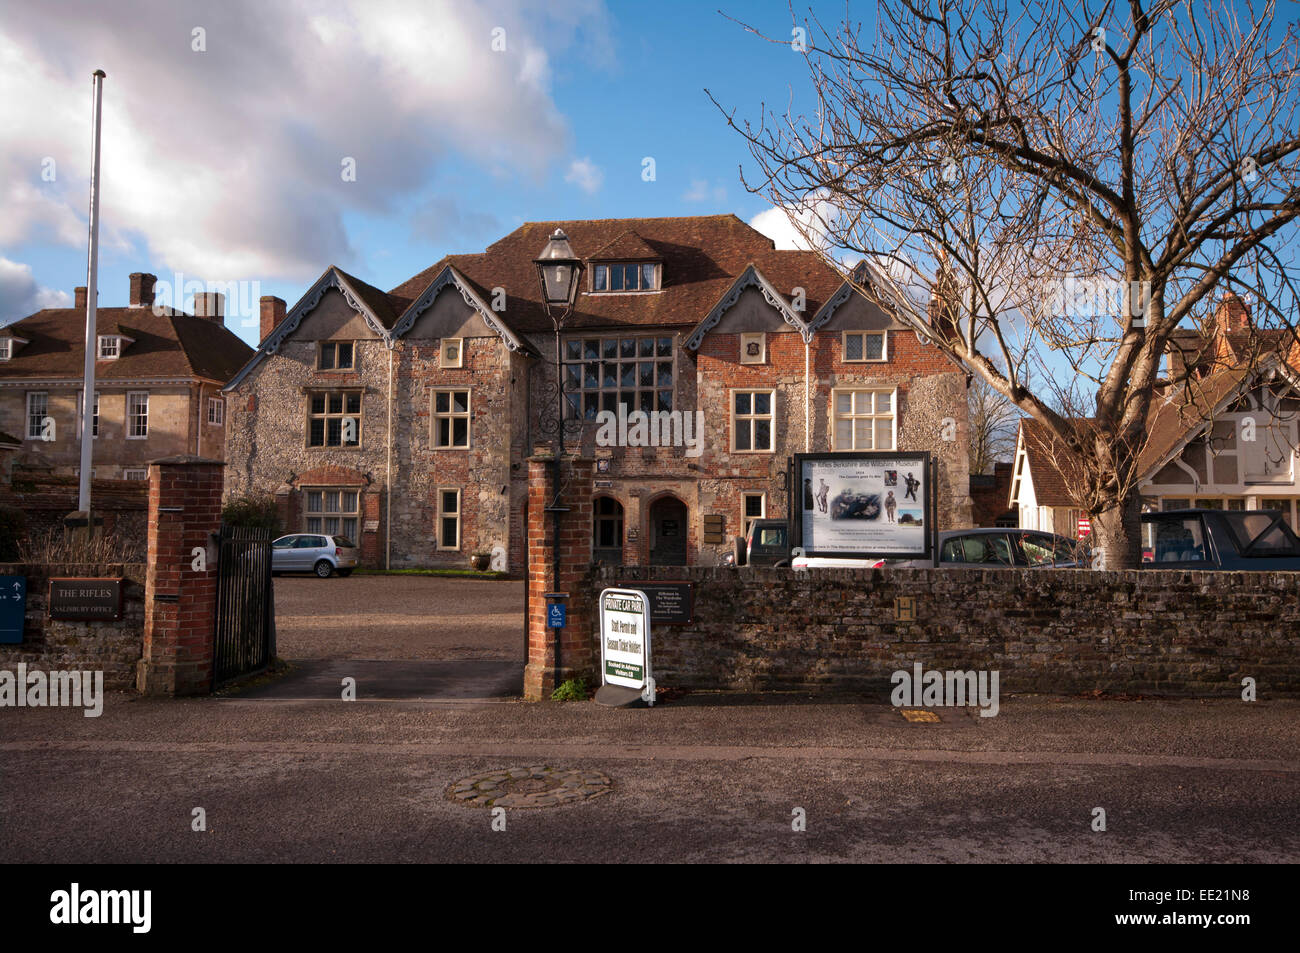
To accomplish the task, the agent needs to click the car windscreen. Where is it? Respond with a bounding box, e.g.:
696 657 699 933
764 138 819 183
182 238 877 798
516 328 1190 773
1222 512 1300 556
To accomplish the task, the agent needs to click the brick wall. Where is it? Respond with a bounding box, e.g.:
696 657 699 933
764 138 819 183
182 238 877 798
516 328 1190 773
577 565 1300 696
0 562 146 690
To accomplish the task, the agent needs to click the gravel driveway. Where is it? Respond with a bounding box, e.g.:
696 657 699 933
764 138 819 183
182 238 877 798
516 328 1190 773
272 574 524 661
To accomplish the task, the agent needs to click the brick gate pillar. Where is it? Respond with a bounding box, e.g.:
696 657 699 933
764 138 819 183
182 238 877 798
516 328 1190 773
524 454 594 701
136 456 224 696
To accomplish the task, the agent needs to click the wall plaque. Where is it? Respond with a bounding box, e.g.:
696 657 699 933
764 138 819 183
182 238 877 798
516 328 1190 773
48 578 124 622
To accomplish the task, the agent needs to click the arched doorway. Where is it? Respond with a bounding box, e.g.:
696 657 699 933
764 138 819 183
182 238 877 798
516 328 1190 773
593 496 624 565
647 496 688 566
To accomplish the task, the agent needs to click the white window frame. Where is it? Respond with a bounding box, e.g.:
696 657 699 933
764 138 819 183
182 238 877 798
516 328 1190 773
739 332 766 364
123 468 148 481
439 338 464 369
304 487 361 540
742 492 767 536
26 391 48 440
731 389 776 454
77 390 99 439
842 330 888 363
431 389 470 449
437 487 461 550
0 339 10 360
207 397 224 425
98 335 121 359
831 388 897 451
591 262 658 293
127 391 150 439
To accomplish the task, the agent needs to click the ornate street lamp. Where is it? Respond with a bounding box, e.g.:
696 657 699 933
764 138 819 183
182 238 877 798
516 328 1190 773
534 228 585 457
533 228 584 689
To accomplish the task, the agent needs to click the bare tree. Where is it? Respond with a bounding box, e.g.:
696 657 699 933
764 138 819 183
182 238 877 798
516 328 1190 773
968 374 1020 474
715 0 1300 567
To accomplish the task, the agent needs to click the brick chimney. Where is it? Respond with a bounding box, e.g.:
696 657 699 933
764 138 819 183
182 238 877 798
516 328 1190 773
1214 293 1250 334
129 272 157 308
74 287 88 310
260 296 286 341
193 292 225 324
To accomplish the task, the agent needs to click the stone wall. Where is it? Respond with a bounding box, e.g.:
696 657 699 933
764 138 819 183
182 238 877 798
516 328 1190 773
0 562 146 690
579 565 1300 696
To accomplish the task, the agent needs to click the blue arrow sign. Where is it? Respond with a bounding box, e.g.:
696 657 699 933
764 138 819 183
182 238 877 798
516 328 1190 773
0 576 27 644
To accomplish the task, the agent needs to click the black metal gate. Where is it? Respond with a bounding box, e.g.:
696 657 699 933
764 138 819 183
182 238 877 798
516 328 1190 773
213 524 274 688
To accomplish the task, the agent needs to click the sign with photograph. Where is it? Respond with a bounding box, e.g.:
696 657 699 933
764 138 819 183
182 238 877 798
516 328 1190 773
599 587 651 690
792 453 933 559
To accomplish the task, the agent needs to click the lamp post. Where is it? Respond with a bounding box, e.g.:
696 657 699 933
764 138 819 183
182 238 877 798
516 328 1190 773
533 228 584 457
533 229 584 689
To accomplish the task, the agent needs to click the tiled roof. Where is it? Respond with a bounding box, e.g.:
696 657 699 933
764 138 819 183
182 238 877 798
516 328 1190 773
389 214 844 333
0 307 253 384
1018 418 1093 507
588 229 663 261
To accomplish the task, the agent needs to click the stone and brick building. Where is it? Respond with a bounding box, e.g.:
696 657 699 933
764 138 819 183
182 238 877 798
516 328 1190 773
0 274 253 480
223 214 973 570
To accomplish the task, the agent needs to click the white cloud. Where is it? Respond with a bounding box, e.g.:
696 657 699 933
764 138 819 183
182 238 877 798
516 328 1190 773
564 157 604 194
0 0 610 283
683 178 727 204
749 200 834 252
0 258 71 325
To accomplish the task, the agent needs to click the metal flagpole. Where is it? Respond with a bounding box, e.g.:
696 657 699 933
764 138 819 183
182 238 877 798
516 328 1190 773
78 69 106 515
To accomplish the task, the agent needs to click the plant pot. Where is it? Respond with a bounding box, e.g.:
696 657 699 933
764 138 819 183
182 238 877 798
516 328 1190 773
470 554 491 572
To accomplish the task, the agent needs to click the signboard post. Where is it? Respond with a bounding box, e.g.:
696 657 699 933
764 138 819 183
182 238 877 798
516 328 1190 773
791 452 934 561
0 576 27 644
595 587 654 708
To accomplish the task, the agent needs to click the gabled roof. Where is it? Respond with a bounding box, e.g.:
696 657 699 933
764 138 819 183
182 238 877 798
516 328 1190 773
1011 357 1292 509
390 214 841 333
0 306 253 385
588 230 662 262
684 261 818 349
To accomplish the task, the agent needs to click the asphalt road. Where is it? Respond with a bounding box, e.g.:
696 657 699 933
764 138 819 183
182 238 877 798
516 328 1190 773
2 576 1297 863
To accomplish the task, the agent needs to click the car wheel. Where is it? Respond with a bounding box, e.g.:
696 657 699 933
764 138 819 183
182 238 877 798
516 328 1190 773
773 558 790 568
314 560 334 579
338 569 353 577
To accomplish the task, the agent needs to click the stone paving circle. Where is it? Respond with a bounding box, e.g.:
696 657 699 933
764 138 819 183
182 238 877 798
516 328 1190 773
447 766 613 808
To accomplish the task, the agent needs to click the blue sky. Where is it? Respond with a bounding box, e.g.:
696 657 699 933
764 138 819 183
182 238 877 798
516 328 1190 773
0 0 835 345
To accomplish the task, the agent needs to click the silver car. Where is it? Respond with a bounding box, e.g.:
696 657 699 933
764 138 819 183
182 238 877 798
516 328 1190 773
270 534 359 578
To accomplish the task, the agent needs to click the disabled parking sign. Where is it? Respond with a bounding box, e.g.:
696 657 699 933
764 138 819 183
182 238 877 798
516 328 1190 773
547 603 566 629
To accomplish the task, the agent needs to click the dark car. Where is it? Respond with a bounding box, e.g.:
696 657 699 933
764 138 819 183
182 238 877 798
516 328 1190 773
887 528 1087 569
1141 509 1300 570
726 518 791 567
791 527 1086 569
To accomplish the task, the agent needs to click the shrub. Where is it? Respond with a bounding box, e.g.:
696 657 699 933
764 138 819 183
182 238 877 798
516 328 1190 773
551 677 589 702
221 494 282 535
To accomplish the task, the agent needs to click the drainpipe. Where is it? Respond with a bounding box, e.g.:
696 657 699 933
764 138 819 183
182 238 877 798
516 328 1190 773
386 344 394 570
804 337 811 452
195 383 203 455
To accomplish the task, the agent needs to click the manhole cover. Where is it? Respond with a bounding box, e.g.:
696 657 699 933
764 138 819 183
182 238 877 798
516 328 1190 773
447 766 613 808
899 708 941 723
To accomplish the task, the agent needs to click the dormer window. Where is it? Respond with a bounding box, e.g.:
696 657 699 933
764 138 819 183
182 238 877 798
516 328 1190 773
0 339 10 361
592 263 658 293
98 335 121 359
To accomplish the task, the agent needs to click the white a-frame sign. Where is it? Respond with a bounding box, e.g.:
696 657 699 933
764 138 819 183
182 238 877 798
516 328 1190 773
598 587 655 706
